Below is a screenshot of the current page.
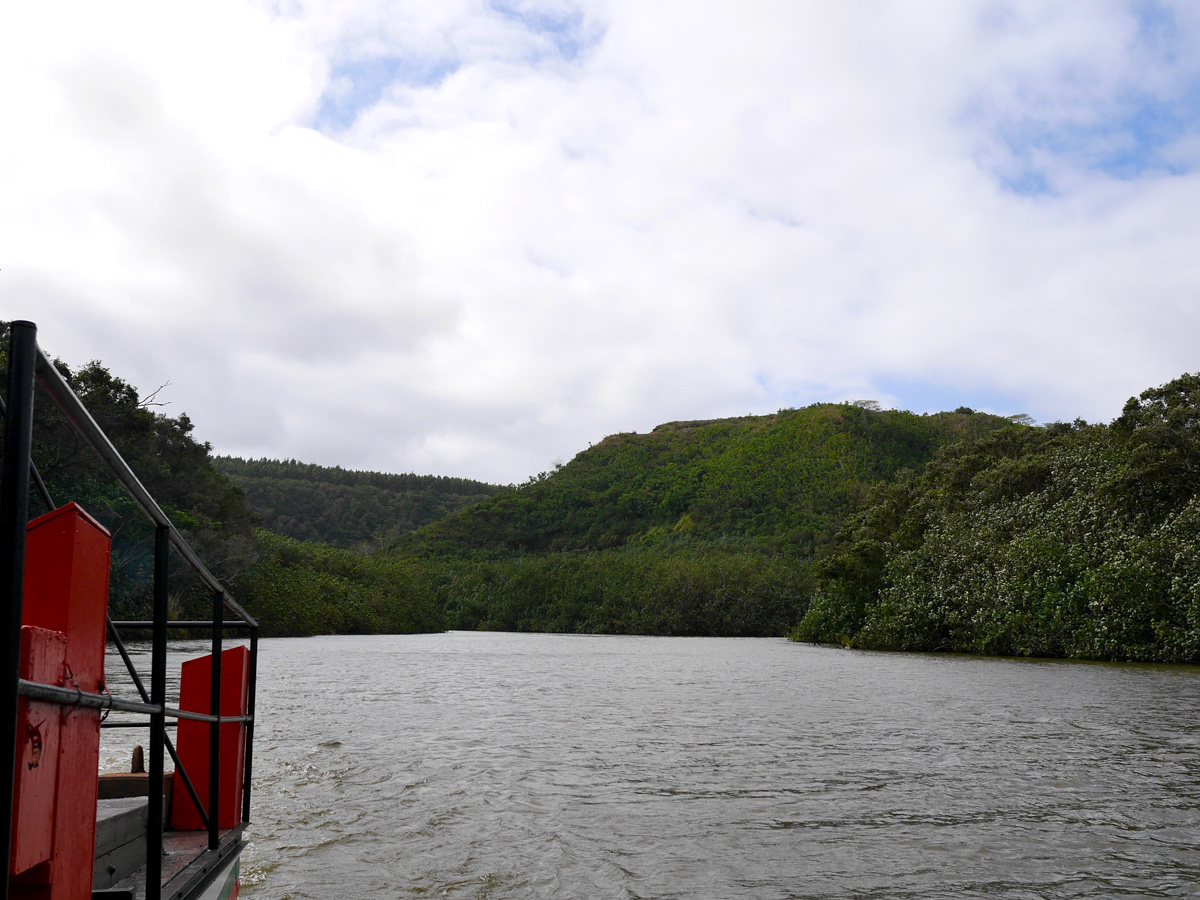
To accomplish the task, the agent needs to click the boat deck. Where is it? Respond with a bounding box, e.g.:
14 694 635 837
95 798 243 900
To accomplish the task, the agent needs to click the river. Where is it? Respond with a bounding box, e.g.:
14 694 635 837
103 632 1200 899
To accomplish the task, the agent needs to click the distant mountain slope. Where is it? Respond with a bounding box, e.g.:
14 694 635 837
398 404 1019 560
214 457 502 548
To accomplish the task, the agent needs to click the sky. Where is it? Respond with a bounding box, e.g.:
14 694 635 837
4 0 1200 485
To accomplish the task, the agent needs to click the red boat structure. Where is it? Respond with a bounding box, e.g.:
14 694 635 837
1 321 259 900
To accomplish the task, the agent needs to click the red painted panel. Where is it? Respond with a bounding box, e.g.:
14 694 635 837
171 646 250 831
22 503 110 687
10 628 66 876
14 504 110 900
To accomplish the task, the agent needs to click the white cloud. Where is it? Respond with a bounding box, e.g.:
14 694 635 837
4 0 1200 482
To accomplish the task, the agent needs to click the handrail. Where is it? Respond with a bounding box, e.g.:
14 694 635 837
111 620 253 630
33 349 257 628
16 680 254 724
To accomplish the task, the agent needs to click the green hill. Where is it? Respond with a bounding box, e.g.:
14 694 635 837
394 404 1020 635
214 456 502 549
400 404 1018 558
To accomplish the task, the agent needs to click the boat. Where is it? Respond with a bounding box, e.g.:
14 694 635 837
0 321 259 900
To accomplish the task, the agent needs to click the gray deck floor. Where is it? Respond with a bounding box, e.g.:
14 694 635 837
101 814 243 900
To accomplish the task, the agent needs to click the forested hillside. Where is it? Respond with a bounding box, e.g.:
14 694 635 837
214 456 500 548
401 406 1016 558
793 374 1200 662
393 405 1019 634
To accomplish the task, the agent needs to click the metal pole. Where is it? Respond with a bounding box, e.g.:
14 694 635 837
146 525 169 900
15 680 249 723
242 625 258 823
208 590 223 852
110 620 252 630
106 617 152 704
0 321 37 900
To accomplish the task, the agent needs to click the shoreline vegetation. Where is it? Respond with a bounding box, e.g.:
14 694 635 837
5 324 1198 663
794 376 1200 662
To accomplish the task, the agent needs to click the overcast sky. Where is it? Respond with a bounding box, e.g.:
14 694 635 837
4 1 1200 484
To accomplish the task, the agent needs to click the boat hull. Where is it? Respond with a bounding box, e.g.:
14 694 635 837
190 856 239 900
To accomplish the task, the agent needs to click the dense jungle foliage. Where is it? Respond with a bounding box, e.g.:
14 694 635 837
213 456 500 549
392 405 1018 634
792 374 1200 662
400 406 1015 558
430 543 813 636
243 531 444 635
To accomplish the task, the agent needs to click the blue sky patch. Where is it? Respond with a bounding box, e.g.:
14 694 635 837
994 93 1195 193
998 168 1052 197
313 4 598 133
745 204 802 228
975 2 1200 194
315 56 459 132
489 1 598 64
873 376 1036 421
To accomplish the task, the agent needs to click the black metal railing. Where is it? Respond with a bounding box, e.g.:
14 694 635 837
0 321 259 900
